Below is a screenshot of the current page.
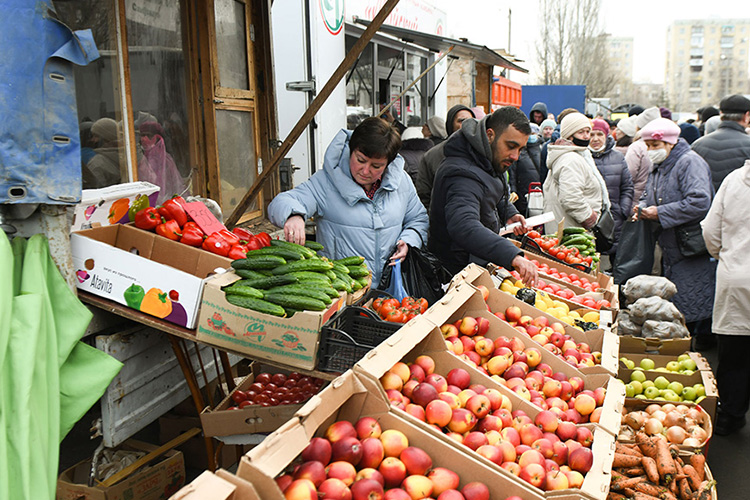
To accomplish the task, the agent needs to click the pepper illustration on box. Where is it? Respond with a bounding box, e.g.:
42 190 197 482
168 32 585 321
107 197 130 224
121 285 189 327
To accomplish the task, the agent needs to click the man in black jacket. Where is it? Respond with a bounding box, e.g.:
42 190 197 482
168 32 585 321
692 94 750 191
428 107 537 285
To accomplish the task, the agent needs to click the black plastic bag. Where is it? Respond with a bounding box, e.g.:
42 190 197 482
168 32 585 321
378 244 452 305
613 212 658 285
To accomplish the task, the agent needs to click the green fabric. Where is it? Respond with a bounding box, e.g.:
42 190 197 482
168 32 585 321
1 234 123 499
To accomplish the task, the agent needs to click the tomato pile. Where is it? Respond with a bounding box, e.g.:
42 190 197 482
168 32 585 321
226 371 325 409
370 296 429 323
133 195 271 259
526 230 596 267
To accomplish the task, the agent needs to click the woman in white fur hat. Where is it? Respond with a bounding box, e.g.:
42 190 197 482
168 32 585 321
542 112 610 235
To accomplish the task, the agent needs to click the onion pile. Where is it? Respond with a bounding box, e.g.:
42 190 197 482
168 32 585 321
618 403 708 446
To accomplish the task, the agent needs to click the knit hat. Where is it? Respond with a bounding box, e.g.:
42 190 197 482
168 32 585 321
591 118 610 135
616 116 637 137
560 112 591 140
401 126 424 141
635 107 660 130
446 104 475 135
628 105 645 117
679 122 700 145
91 118 119 143
540 118 556 130
700 106 719 122
640 118 681 144
704 115 721 135
426 116 447 139
659 107 673 120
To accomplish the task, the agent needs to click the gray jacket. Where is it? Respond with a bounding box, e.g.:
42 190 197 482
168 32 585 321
691 120 750 191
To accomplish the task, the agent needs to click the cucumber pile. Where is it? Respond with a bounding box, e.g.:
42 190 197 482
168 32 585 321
560 227 598 262
223 239 370 317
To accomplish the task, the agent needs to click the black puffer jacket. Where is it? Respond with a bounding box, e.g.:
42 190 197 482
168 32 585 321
691 120 750 191
510 139 542 215
399 138 434 188
591 135 634 254
428 116 522 274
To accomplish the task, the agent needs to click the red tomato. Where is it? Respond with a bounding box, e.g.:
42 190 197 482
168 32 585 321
418 298 428 313
372 297 384 312
401 296 417 308
528 230 541 239
386 310 405 323
379 303 396 318
382 298 400 310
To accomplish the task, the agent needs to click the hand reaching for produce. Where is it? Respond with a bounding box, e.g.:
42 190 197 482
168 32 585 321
506 213 528 236
512 254 538 287
389 239 408 264
284 214 306 245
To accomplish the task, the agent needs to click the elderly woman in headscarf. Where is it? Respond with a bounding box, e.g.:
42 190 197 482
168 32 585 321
636 118 716 350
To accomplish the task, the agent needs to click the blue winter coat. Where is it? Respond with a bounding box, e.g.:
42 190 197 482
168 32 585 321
639 139 716 322
268 129 429 285
591 136 635 254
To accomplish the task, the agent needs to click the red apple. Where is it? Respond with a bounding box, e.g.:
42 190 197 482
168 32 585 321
326 421 357 443
402 475 434 499
294 460 327 487
380 429 409 458
332 436 363 465
447 408 477 434
411 383 439 407
546 470 570 490
427 467 460 496
446 368 471 390
575 427 594 447
383 489 411 500
568 447 594 473
462 431 488 451
414 355 435 375
350 478 384 500
519 463 547 489
460 482 490 500
301 437 332 465
356 417 382 440
318 478 352 500
284 479 317 500
359 438 385 469
378 457 407 488
505 306 522 323
465 394 491 419
356 468 385 487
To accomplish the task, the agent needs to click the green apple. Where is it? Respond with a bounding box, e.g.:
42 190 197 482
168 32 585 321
635 394 647 399
682 387 698 401
654 376 670 390
678 353 690 362
668 381 684 394
625 383 635 398
644 386 661 399
694 384 706 398
683 369 694 376
640 358 655 370
680 359 698 372
654 367 669 372
630 380 644 395
696 395 706 404
666 361 681 372
642 380 655 389
625 359 635 369
662 389 681 402
654 396 667 401
631 370 647 383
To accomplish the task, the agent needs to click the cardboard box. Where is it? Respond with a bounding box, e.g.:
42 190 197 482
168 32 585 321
238 370 547 500
454 265 620 376
617 335 692 356
346 273 372 305
168 470 261 500
196 271 345 370
617 368 718 424
618 399 712 451
200 363 321 437
71 182 160 231
70 224 231 328
57 439 185 500
617 352 712 373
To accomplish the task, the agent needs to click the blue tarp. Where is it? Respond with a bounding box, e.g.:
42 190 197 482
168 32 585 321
0 0 99 205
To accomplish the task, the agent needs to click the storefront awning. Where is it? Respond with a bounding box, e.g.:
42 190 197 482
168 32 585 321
354 18 528 73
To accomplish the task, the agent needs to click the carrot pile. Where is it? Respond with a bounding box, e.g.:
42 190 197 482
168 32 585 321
607 432 716 500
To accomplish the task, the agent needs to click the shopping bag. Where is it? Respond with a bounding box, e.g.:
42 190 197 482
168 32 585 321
379 245 452 304
613 211 658 285
381 259 408 302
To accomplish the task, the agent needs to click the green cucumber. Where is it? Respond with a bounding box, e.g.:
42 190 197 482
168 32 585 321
225 295 286 317
263 293 327 311
234 274 298 289
331 278 352 293
334 256 366 266
245 246 304 261
270 239 316 258
351 280 363 291
233 268 268 280
287 271 331 283
562 227 586 235
355 276 371 288
232 254 287 270
266 285 333 305
324 270 337 281
346 265 370 278
222 285 264 300
303 240 325 251
331 262 351 275
271 259 334 275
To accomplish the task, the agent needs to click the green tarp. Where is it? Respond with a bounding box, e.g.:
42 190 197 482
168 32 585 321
0 234 123 499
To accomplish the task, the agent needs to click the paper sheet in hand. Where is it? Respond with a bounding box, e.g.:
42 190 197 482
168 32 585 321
499 212 555 235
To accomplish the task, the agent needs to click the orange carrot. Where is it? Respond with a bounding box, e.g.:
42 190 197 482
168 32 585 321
616 442 643 456
634 482 668 497
631 492 660 500
690 452 705 481
611 475 646 491
607 492 628 500
655 438 677 484
674 458 692 500
636 431 657 459
613 453 644 468
642 456 659 483
683 464 702 491
623 467 645 476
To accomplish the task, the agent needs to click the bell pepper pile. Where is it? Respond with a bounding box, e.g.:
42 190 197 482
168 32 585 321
370 296 428 323
526 230 598 267
133 196 272 259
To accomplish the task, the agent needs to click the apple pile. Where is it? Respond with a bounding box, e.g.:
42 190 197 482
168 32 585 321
226 372 325 409
277 417 494 500
379 358 596 491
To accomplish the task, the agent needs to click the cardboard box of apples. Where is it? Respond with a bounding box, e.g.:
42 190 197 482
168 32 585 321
354 312 618 499
237 369 545 500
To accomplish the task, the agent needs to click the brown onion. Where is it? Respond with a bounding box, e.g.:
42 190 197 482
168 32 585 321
646 404 662 415
662 403 677 413
687 408 705 423
682 437 702 447
651 410 667 423
624 412 647 430
677 405 691 415
644 418 664 435
689 426 708 442
663 410 686 428
666 425 687 444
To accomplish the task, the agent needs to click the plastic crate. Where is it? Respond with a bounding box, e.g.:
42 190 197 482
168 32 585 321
316 306 401 373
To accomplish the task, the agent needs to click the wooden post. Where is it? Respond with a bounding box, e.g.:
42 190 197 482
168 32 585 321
225 0 402 227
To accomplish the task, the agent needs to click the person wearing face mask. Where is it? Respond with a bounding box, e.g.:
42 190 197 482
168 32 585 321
588 119 634 267
540 119 556 142
509 123 542 216
636 118 716 352
542 113 611 235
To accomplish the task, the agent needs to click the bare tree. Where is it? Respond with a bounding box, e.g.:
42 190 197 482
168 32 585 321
535 0 617 98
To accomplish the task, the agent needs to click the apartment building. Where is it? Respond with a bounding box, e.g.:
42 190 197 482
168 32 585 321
606 36 634 107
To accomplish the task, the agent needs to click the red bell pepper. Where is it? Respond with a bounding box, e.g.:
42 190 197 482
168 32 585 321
244 235 263 251
256 232 271 247
232 227 255 243
171 195 187 206
156 218 181 241
180 226 204 247
158 198 188 227
134 207 161 231
202 231 231 256
218 228 241 246
227 244 248 260
183 221 202 232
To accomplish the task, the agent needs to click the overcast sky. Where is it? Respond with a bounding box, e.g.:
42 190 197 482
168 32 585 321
440 0 750 85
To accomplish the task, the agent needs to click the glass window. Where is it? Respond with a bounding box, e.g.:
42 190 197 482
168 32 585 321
345 36 374 128
404 53 426 127
125 0 193 204
216 110 258 214
377 45 405 122
53 1 129 189
215 0 249 90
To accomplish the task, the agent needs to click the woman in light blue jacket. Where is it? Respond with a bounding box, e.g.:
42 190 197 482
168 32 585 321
268 118 428 284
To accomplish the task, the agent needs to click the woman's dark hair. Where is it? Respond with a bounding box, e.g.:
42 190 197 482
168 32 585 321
615 135 632 148
349 117 402 164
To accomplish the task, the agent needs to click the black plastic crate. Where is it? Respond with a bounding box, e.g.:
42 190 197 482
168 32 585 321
316 305 401 373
